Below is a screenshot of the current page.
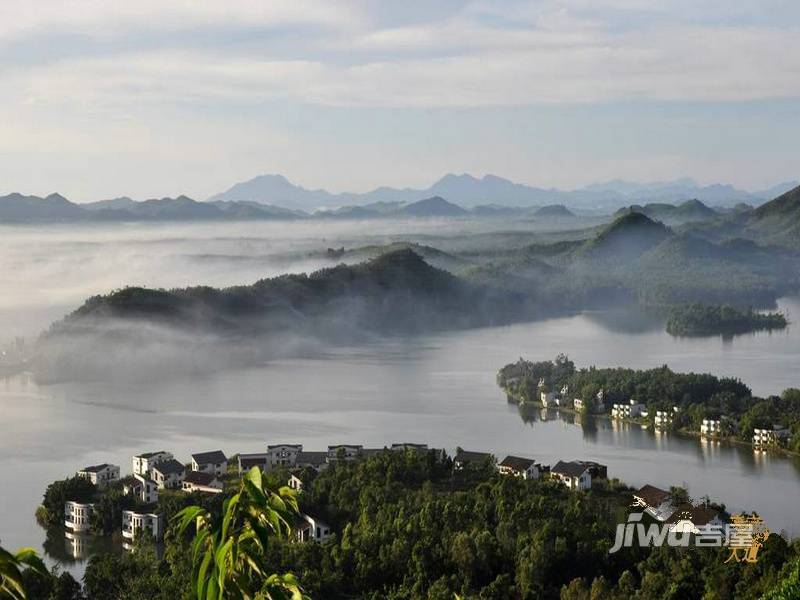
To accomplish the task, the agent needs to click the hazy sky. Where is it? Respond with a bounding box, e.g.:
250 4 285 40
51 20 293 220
1 0 799 201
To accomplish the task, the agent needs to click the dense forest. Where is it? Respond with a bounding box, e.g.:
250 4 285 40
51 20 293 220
13 451 800 599
497 356 800 452
665 303 787 336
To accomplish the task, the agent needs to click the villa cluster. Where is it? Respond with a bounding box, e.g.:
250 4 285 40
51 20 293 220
454 449 607 492
632 484 728 534
63 442 726 554
532 383 791 448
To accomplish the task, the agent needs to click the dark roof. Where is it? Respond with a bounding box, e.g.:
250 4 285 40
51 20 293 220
634 484 670 507
268 444 303 449
191 450 227 465
391 443 428 450
454 450 493 464
152 459 185 476
80 463 112 473
666 504 722 527
184 471 218 486
136 451 168 459
238 454 267 469
499 455 535 471
296 451 327 466
551 460 590 478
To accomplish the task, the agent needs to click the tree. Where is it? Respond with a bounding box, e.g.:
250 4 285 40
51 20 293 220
38 476 96 528
175 466 308 600
0 544 46 600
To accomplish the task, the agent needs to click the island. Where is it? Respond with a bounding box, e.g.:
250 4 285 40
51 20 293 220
497 355 800 454
665 303 788 337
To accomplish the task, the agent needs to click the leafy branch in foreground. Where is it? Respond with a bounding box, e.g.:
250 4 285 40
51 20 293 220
0 544 47 600
175 466 308 600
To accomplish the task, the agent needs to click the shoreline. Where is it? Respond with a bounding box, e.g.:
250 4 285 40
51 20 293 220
503 388 800 460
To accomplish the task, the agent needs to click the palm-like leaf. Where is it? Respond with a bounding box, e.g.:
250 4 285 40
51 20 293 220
175 467 308 600
0 545 47 600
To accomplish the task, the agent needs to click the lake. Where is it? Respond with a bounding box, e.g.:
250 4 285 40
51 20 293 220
0 221 798 576
1 298 799 575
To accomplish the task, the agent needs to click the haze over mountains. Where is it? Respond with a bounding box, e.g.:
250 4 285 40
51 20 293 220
1 173 797 226
207 173 797 212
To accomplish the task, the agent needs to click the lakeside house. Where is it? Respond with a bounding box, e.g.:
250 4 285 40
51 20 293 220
550 461 592 490
540 391 558 407
701 418 722 438
288 473 304 492
151 459 186 490
574 460 607 480
238 453 268 473
64 500 94 532
267 444 304 467
296 451 329 471
182 471 223 494
327 444 364 461
497 455 541 479
654 410 674 429
77 463 120 488
453 449 495 470
132 451 173 477
632 485 676 521
122 510 164 546
666 504 727 534
611 400 645 419
296 513 333 543
125 473 159 504
191 450 227 476
753 426 791 449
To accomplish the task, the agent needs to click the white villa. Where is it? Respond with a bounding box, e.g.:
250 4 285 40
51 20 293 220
701 418 723 438
753 426 791 448
550 461 591 491
654 410 674 429
125 473 159 504
611 400 645 419
296 513 333 543
182 471 223 494
632 485 676 521
666 504 726 535
77 463 120 488
65 500 94 532
238 453 268 474
327 444 364 461
540 391 557 407
267 444 304 467
191 450 227 476
288 473 304 492
122 510 164 545
132 451 173 477
497 455 541 479
151 459 186 489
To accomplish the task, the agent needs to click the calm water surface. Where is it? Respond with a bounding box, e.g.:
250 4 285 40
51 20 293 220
1 298 799 574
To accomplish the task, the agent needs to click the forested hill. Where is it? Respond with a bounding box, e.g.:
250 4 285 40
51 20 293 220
45 249 530 337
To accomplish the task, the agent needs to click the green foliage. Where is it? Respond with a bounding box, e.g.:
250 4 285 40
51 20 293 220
175 466 307 600
38 476 96 528
0 544 47 600
666 303 787 337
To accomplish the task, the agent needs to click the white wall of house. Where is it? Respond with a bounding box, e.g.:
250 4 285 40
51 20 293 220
132 452 173 477
191 458 226 477
122 510 164 542
64 501 94 532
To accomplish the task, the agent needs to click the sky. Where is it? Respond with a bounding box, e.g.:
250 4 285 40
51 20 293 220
1 0 799 201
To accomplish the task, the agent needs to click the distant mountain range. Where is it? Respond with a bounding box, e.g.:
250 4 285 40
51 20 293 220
1 175 797 224
207 173 798 211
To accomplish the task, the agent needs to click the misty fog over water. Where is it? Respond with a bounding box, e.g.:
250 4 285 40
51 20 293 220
1 220 800 573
